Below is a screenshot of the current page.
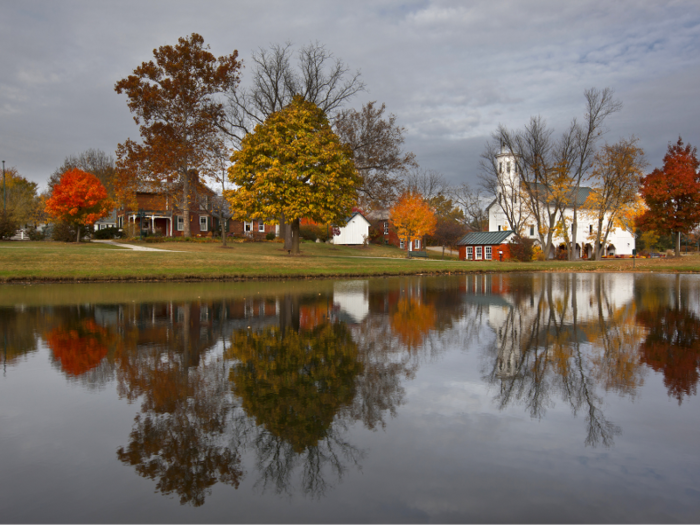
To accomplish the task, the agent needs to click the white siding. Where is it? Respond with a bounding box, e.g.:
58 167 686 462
332 214 370 245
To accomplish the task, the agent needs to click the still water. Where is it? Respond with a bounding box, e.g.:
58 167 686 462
1 274 699 523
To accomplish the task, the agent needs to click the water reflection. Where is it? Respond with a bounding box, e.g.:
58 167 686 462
2 274 700 508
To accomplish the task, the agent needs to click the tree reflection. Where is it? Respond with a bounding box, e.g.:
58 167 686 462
114 301 243 506
227 303 365 497
116 361 242 507
636 276 700 404
45 319 113 377
482 274 646 447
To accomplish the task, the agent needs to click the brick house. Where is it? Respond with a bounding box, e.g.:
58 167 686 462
457 231 514 261
116 175 216 237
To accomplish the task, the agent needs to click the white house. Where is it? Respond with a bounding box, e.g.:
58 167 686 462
488 147 635 258
331 212 370 245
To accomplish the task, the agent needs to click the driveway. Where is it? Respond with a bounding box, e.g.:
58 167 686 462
91 240 184 252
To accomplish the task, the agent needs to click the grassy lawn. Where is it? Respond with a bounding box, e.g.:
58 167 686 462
0 240 699 283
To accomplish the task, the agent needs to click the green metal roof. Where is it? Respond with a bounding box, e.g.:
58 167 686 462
456 231 514 246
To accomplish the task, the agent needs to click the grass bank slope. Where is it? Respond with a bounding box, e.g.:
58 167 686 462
1 241 699 283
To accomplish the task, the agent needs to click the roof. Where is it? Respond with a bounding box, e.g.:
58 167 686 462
364 209 389 221
457 230 514 246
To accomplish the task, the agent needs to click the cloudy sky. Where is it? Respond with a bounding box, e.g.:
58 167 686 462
1 0 699 191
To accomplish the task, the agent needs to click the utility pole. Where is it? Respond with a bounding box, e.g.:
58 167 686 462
2 160 5 212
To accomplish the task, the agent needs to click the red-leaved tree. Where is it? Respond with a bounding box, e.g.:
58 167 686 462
638 138 700 256
45 168 113 242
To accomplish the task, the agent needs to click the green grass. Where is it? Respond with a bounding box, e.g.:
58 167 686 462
1 240 699 283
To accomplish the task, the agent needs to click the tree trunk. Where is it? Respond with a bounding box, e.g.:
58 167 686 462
281 213 292 250
291 218 300 254
183 172 191 237
676 231 681 257
76 225 81 243
221 214 227 247
442 245 445 260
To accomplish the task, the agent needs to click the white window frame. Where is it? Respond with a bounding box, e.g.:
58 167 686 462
414 239 421 250
258 220 265 232
476 246 483 260
199 215 208 232
485 246 492 260
400 239 404 249
466 247 473 260
177 216 184 231
383 221 389 235
244 221 253 233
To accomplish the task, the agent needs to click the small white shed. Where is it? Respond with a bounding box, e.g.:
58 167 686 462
331 212 370 245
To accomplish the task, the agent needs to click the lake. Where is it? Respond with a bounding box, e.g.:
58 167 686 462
1 274 699 523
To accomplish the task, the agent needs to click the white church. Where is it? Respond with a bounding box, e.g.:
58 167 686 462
486 147 636 258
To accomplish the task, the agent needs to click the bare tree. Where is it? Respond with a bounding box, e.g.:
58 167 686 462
558 88 622 259
223 42 364 146
451 182 489 231
405 168 447 202
481 89 621 259
334 101 416 210
479 139 532 235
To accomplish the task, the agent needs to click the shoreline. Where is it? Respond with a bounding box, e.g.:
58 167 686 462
3 266 700 285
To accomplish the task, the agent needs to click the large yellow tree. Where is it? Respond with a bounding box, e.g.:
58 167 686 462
227 96 361 254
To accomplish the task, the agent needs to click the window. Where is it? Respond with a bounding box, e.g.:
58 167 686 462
199 216 208 232
400 239 404 249
476 246 483 259
589 224 593 234
499 162 503 174
498 225 501 231
414 239 421 250
507 161 511 174
383 221 389 235
244 221 253 233
467 247 473 260
177 216 184 231
258 220 265 232
485 246 492 260
529 225 534 237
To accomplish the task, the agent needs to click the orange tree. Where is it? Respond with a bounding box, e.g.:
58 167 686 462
389 191 436 257
45 168 112 242
227 95 360 254
638 137 700 256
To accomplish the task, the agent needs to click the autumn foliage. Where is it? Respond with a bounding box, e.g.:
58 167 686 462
389 192 436 256
45 320 111 377
45 168 112 242
227 95 361 254
638 138 700 256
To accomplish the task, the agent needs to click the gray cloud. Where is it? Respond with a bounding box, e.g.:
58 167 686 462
1 0 698 190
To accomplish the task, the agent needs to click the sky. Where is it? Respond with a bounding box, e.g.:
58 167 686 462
1 0 699 192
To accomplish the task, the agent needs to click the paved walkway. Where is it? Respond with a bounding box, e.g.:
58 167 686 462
91 240 183 252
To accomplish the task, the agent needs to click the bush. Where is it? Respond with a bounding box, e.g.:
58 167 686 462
26 226 46 241
299 224 328 242
508 235 535 262
266 232 276 241
0 211 19 239
93 227 123 239
51 222 90 242
532 245 545 261
144 236 165 243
